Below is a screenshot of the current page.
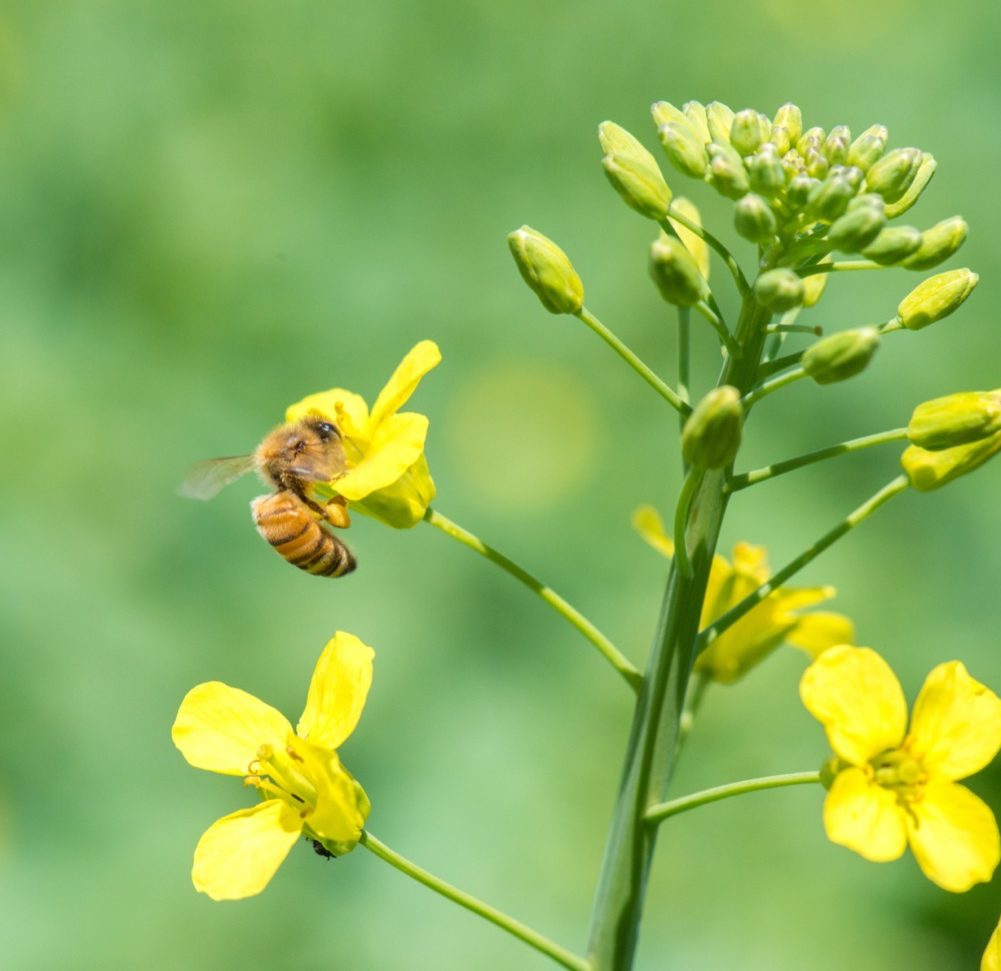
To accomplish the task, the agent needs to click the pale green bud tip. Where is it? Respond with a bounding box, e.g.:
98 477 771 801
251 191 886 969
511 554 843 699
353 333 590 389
897 268 978 330
507 226 584 315
754 268 804 312
658 123 708 178
651 100 691 131
649 234 707 307
730 109 763 156
862 225 923 265
707 142 750 199
802 327 881 385
827 204 886 253
602 154 672 220
773 103 803 145
902 431 1001 491
734 193 777 243
908 391 1001 450
865 147 922 202
884 153 936 219
682 386 743 469
901 216 968 271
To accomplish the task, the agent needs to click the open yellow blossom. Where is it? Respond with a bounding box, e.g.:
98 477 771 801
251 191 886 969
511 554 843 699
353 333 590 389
985 917 1001 971
172 632 374 900
801 645 1001 892
633 505 854 682
286 340 441 528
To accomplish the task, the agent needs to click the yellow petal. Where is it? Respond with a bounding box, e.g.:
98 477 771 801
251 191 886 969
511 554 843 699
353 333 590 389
730 541 769 584
297 632 375 750
285 389 371 444
700 552 735 624
354 454 436 528
333 412 429 501
823 766 908 862
286 737 368 850
907 782 1001 892
983 917 1001 971
192 800 302 900
771 585 835 615
669 197 710 280
786 611 856 659
369 340 441 429
172 682 293 776
632 505 675 558
800 646 907 765
907 661 1001 781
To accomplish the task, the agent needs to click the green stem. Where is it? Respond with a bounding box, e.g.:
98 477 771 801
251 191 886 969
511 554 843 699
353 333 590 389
674 669 710 757
727 427 909 491
742 365 807 406
645 771 821 825
424 508 642 692
694 301 743 358
697 475 910 653
765 322 822 335
672 469 703 578
360 832 590 971
664 208 750 294
799 259 884 276
576 307 691 416
677 306 691 447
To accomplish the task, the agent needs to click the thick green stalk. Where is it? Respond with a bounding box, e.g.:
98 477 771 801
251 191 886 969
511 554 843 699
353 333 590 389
586 292 773 971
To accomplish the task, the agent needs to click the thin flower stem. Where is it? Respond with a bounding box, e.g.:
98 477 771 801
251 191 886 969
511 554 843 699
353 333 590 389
673 469 703 578
677 306 691 444
765 323 822 335
645 771 822 825
664 208 750 294
424 507 642 692
360 832 590 971
693 301 743 358
697 475 910 653
674 670 710 756
727 427 909 491
742 365 807 406
575 307 691 417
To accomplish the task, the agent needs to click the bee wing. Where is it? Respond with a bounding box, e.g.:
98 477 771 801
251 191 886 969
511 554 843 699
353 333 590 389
178 454 257 500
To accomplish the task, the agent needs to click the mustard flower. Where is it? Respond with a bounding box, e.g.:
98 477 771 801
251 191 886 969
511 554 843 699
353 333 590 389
172 632 374 900
286 340 441 528
634 506 854 682
985 917 1001 971
801 645 1001 892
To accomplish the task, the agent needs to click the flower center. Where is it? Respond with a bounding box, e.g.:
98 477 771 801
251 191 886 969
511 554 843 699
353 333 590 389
245 741 318 817
870 748 928 804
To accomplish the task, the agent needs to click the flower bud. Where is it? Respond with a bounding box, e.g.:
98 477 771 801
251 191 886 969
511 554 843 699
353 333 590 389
824 126 851 165
683 101 711 143
908 391 1001 450
734 193 777 243
897 268 978 330
900 216 968 271
669 197 710 279
602 154 672 219
804 149 829 180
786 174 817 207
682 386 743 469
707 142 750 198
802 327 881 385
747 147 785 196
658 122 709 178
827 204 886 252
838 166 866 193
774 103 803 145
651 100 692 131
797 126 825 157
754 268 804 312
507 226 584 315
649 233 708 307
862 226 923 265
730 109 763 156
706 101 735 144
884 152 936 218
864 147 922 203
781 150 806 182
598 121 660 166
770 125 792 156
901 432 1001 491
807 174 854 221
847 124 888 172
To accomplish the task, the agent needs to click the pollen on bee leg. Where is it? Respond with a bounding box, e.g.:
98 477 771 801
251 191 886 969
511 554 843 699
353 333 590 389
324 497 351 528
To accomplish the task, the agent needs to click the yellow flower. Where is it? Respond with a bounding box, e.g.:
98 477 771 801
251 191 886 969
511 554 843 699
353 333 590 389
633 505 854 682
801 645 1001 892
985 917 1001 971
172 632 374 900
286 340 441 528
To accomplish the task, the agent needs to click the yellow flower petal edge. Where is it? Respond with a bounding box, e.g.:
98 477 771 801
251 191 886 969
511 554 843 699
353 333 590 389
907 661 1001 781
192 801 302 901
334 413 430 501
983 917 1001 971
297 632 375 751
287 738 368 851
172 682 294 776
369 339 442 428
800 646 907 765
823 766 908 862
631 505 675 558
785 611 856 659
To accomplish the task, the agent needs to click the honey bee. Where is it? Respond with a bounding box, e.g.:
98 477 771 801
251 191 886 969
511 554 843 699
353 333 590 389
180 416 356 578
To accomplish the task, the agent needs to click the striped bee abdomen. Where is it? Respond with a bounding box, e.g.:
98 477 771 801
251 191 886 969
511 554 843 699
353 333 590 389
251 491 356 578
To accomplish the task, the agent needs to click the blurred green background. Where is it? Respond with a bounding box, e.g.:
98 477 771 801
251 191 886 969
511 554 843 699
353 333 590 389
2 1 1000 967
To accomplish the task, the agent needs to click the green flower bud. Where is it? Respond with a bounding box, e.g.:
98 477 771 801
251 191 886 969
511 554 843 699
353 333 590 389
807 174 854 221
797 126 825 156
824 126 851 165
897 268 978 330
707 142 750 198
602 154 673 220
884 152 936 218
847 124 888 172
598 121 660 167
706 101 735 144
901 432 1001 491
507 226 584 315
900 216 968 271
658 122 709 178
774 103 803 145
730 109 763 156
649 233 709 307
864 147 922 203
802 268 829 307
827 204 886 252
757 112 773 147
651 100 692 131
805 149 829 180
838 166 866 192
770 124 792 156
782 150 806 182
747 146 786 196
861 225 923 265
786 174 816 207
754 268 805 312
682 386 743 469
908 391 1001 450
801 327 881 384
734 193 778 243
683 100 711 143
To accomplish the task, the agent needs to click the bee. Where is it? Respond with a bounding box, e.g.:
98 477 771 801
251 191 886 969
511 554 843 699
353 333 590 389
180 416 356 578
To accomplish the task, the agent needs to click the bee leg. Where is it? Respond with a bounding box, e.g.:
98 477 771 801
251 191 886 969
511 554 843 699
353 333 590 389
323 496 351 529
